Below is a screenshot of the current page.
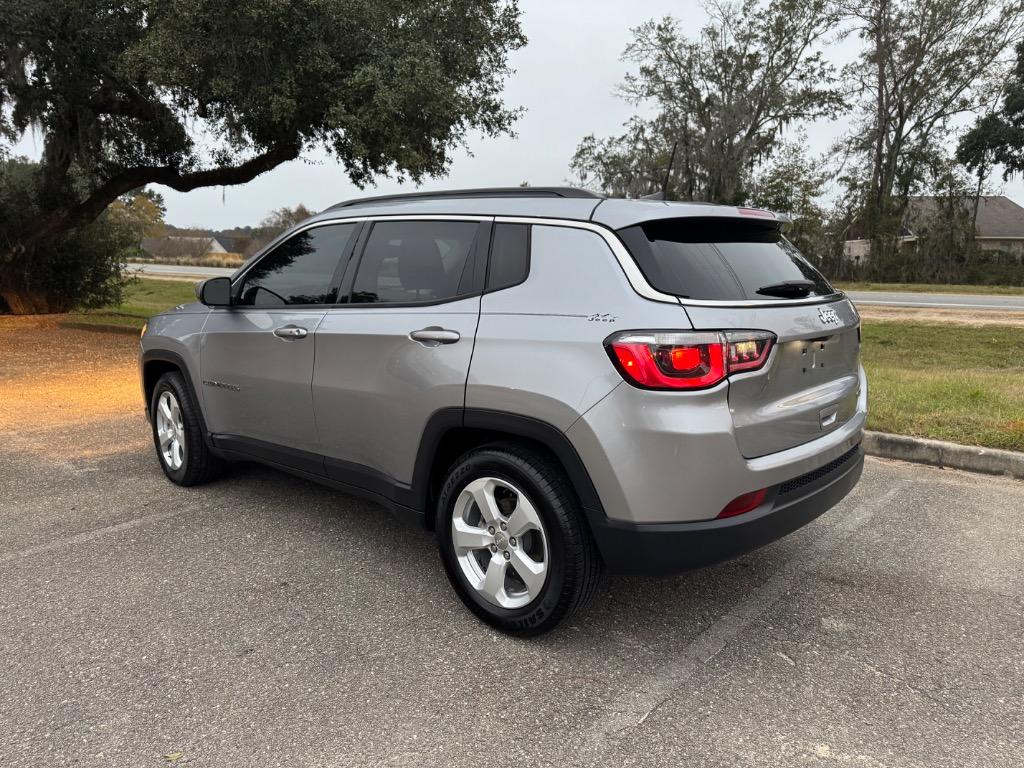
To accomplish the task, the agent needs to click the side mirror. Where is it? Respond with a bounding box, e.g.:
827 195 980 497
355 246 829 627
197 277 232 307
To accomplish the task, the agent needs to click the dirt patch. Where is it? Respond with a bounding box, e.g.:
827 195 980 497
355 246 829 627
858 305 1024 327
2 366 141 430
0 320 145 456
0 314 61 332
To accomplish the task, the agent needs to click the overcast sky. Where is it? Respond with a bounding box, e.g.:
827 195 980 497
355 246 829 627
12 0 1024 228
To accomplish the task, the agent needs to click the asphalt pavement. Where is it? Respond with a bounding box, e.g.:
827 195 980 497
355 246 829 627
2 320 1022 767
844 290 1024 311
127 262 235 279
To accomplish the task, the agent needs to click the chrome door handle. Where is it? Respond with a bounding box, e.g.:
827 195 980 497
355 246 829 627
409 327 460 346
273 325 308 340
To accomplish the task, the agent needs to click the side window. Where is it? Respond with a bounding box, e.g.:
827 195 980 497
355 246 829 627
350 220 480 304
487 223 530 291
237 223 357 306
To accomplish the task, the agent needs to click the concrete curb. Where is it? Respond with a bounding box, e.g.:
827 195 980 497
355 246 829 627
58 321 141 336
864 431 1024 481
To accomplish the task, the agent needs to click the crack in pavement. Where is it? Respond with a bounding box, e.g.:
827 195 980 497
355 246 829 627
0 509 183 566
583 482 907 753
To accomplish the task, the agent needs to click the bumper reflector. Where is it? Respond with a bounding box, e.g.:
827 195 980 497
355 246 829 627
717 488 768 519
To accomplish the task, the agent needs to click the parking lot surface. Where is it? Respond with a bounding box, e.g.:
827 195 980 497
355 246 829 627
1 319 1022 767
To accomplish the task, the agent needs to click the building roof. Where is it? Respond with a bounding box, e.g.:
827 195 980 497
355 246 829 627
844 195 1024 241
140 235 218 258
907 195 1024 239
212 234 247 253
139 237 164 254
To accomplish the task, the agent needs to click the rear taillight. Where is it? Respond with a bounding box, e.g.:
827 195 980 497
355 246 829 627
736 207 776 219
606 331 775 391
724 331 774 373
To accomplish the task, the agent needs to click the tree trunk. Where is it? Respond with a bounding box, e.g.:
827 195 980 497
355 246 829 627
867 0 890 264
971 167 984 234
0 288 69 315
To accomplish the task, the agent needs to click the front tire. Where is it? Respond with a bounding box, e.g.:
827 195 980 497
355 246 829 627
150 371 224 486
436 445 602 636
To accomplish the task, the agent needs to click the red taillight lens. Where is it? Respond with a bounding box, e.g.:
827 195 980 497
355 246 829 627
724 331 774 373
669 345 702 371
607 331 775 391
610 332 726 389
717 488 768 518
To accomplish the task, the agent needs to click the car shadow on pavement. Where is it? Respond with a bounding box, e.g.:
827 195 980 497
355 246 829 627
205 459 810 657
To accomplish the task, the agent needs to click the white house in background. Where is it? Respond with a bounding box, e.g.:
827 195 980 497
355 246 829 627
844 195 1024 262
140 234 245 259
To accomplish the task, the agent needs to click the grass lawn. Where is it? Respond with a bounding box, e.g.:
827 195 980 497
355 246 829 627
862 321 1024 452
836 281 1024 296
66 278 197 329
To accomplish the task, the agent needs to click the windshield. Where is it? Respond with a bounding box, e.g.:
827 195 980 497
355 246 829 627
617 218 835 301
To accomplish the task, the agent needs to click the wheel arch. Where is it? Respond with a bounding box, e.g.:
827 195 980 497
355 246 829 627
140 349 215 449
412 408 606 531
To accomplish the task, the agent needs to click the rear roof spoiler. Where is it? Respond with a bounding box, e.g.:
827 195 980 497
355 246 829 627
590 198 791 229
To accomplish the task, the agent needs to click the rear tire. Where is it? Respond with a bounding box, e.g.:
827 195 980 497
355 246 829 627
150 371 225 486
436 444 602 636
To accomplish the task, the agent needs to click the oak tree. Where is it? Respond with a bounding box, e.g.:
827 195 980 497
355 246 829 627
0 0 525 311
571 0 842 204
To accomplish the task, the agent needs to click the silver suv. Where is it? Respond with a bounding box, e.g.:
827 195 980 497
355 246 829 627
140 187 866 635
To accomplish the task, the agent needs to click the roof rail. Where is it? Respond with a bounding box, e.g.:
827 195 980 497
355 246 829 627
328 186 604 210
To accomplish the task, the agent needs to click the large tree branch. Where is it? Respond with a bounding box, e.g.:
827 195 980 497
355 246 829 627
6 142 300 260
89 91 176 126
89 63 192 135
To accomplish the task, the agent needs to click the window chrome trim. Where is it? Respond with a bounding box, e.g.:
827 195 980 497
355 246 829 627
492 216 846 309
233 212 844 309
491 216 680 305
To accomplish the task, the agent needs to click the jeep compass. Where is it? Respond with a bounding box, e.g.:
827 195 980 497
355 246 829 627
140 187 866 635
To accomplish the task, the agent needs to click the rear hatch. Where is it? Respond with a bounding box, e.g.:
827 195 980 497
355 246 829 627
617 216 861 458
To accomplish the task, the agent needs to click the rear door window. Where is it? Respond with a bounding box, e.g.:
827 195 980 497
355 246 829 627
617 218 834 300
350 220 481 304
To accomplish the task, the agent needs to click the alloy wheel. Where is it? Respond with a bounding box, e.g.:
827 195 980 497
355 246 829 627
451 477 549 609
155 390 186 471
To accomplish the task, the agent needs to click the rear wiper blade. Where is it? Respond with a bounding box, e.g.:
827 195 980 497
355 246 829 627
756 279 816 298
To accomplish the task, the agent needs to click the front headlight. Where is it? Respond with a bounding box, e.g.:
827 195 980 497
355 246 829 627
140 322 148 338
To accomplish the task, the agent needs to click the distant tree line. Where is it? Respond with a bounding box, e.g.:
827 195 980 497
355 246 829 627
571 0 1024 285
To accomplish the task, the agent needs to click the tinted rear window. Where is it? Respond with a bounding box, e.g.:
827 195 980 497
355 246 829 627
617 218 834 300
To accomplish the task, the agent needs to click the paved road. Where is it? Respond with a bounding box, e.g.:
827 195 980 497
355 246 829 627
127 262 235 279
126 263 1024 310
845 290 1024 311
2 319 1022 767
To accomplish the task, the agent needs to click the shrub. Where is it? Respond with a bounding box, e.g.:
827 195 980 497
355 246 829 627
0 159 132 314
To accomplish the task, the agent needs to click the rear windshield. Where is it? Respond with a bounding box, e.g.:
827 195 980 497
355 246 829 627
617 218 835 301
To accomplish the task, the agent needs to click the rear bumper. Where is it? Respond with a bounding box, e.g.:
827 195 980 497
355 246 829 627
589 445 864 575
566 366 869 525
